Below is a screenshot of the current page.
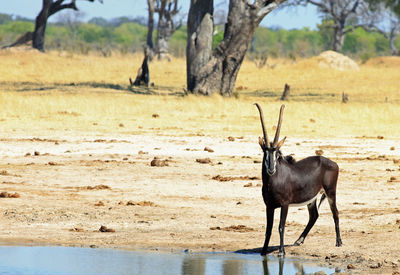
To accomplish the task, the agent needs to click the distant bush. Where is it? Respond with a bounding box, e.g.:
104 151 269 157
0 14 395 58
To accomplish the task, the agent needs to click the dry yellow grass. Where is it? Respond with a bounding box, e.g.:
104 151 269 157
0 48 399 139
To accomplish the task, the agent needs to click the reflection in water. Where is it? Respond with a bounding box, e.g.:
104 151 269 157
182 257 206 275
263 257 309 275
0 246 334 275
223 259 242 275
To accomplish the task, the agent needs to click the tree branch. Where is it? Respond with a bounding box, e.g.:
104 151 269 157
49 1 78 17
343 0 360 18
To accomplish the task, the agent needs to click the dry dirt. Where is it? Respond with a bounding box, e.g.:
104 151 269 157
0 132 399 274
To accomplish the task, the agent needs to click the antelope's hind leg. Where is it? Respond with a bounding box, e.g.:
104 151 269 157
294 200 319 246
327 196 342 247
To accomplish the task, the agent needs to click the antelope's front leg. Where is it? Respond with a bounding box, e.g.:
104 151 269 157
261 207 274 255
278 205 289 256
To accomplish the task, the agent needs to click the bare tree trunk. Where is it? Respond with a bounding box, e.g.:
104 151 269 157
187 0 281 96
9 0 95 51
155 0 180 60
280 83 290 100
147 0 155 50
156 19 173 60
332 21 345 52
33 0 52 51
389 28 400 55
186 0 214 92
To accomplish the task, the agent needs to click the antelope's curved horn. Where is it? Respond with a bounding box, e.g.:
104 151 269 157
254 103 270 148
273 104 285 147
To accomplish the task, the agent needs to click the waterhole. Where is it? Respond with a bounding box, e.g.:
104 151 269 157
0 246 336 275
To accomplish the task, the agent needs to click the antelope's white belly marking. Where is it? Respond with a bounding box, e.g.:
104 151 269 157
289 193 320 207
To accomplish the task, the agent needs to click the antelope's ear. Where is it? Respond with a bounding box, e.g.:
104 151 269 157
276 136 286 149
258 136 265 150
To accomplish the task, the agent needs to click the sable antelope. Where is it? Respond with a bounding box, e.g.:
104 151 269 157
254 103 342 256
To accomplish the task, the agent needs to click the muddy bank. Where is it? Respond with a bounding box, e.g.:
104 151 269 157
0 133 399 274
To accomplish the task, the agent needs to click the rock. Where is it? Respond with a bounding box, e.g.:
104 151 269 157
151 157 168 167
69 227 84 232
196 158 211 164
34 151 40 156
228 136 235 141
127 201 155 207
99 225 115 233
94 201 105 206
315 149 324 156
369 262 382 269
152 114 159 118
0 192 20 198
347 264 355 269
204 146 214 153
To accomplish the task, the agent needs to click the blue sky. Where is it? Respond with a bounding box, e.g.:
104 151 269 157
2 0 320 30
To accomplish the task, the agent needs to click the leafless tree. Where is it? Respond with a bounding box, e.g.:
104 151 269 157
361 2 400 55
187 0 285 96
146 0 155 51
290 0 368 52
4 0 102 52
146 0 182 60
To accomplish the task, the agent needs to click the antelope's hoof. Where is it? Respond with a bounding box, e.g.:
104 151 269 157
336 240 342 247
261 248 267 256
294 237 304 246
278 250 285 257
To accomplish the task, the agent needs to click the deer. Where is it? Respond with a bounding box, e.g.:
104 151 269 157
254 103 342 256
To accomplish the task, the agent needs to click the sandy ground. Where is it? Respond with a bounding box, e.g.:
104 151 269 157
0 131 399 274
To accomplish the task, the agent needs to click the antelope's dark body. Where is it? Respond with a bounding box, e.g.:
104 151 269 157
262 156 338 208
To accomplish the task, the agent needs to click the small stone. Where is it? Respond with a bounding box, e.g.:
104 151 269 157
347 264 355 269
151 158 168 167
204 146 214 153
315 149 324 156
228 136 235 141
369 262 382 269
34 151 40 156
94 201 105 206
99 225 115 233
196 158 211 164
